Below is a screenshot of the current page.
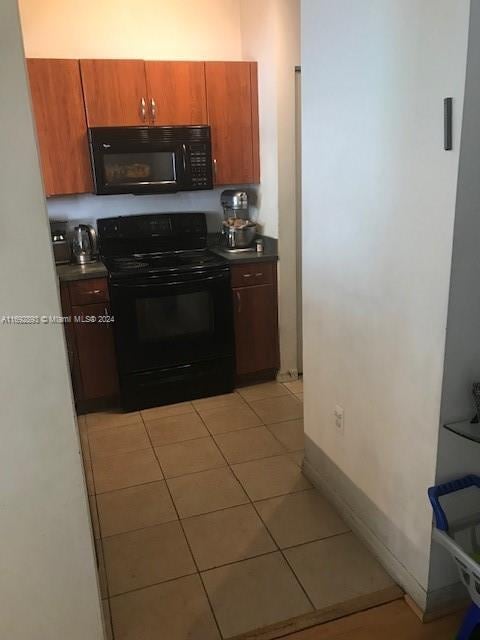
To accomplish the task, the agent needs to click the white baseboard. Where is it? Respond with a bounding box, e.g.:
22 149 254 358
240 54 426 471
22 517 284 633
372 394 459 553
303 458 429 611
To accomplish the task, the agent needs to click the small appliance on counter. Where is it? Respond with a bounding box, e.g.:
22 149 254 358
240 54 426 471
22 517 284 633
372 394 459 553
72 224 98 264
221 190 256 250
50 219 71 265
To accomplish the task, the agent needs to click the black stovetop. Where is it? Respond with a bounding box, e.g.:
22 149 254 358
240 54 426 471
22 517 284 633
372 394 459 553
98 213 228 279
103 249 227 278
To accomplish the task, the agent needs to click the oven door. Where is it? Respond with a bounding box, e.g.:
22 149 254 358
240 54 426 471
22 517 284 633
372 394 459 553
109 268 234 375
91 141 185 195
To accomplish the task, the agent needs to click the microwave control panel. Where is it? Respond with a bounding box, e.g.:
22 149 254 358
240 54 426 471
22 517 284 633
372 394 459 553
189 144 210 187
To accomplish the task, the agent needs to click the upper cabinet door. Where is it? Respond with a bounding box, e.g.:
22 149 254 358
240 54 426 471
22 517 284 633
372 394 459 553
80 60 149 127
205 62 260 185
145 61 207 125
27 59 92 196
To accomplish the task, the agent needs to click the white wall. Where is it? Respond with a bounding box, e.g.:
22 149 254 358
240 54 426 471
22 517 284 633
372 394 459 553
0 2 104 638
240 0 279 238
301 0 470 607
18 0 242 60
240 0 300 376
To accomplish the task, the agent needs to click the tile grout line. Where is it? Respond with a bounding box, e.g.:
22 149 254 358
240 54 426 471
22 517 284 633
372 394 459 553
202 397 317 613
190 395 314 635
142 413 226 640
80 420 96 496
100 485 314 537
261 424 302 456
239 388 315 610
83 388 307 638
106 538 334 601
95 476 162 496
103 597 115 640
279 546 316 611
146 394 310 636
233 390 316 610
99 514 348 583
233 454 317 613
107 569 198 600
80 420 117 640
242 393 303 428
243 388 317 611
240 392 305 468
98 535 115 635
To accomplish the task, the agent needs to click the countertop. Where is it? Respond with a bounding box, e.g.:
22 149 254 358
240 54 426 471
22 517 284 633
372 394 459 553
56 236 278 282
209 234 278 264
56 261 108 282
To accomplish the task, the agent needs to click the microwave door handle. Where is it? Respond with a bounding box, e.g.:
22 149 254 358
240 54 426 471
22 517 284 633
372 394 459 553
182 144 187 175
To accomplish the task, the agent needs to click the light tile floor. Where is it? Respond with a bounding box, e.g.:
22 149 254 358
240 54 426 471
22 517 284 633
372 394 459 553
78 378 398 640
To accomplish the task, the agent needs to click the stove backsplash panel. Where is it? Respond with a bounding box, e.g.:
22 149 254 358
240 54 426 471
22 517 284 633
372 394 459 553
47 188 258 234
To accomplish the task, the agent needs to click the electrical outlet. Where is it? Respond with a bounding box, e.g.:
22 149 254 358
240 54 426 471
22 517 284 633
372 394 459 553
334 405 344 433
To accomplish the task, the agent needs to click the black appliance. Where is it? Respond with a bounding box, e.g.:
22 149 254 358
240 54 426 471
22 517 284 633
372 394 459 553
89 126 213 195
98 212 234 411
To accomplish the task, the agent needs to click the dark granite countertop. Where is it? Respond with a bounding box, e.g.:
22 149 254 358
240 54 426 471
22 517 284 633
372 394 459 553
209 234 278 264
56 261 108 282
56 235 278 282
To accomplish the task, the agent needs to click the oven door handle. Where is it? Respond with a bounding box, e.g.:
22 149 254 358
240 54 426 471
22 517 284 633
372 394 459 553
110 272 228 289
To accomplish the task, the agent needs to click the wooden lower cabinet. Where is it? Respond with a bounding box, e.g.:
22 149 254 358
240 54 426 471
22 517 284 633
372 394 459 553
60 278 118 411
231 261 280 381
71 302 119 401
59 264 278 406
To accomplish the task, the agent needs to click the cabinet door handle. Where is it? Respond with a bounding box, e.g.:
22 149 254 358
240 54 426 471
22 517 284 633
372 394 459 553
85 289 102 296
140 97 146 121
213 158 217 180
236 290 242 313
254 272 264 277
150 97 157 123
242 273 253 279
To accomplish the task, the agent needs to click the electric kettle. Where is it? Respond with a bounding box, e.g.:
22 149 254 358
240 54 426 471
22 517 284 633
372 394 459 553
72 224 98 265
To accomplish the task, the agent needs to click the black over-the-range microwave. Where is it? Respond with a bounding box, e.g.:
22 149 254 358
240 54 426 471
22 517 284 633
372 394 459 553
88 125 214 195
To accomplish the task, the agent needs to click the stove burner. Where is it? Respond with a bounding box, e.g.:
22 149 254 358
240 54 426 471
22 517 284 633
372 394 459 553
105 250 227 277
111 258 150 271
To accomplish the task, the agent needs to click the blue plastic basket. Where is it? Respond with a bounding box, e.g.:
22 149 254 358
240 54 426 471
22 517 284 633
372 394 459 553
429 475 480 640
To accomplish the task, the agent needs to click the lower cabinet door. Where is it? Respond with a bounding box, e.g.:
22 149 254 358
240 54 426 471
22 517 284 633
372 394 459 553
233 284 279 376
71 302 119 400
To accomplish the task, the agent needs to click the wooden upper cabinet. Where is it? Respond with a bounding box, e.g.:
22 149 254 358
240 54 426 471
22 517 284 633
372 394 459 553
145 61 207 125
27 59 92 196
205 61 260 185
80 60 149 126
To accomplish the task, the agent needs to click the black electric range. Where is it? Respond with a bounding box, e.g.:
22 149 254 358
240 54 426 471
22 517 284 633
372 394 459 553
98 212 234 411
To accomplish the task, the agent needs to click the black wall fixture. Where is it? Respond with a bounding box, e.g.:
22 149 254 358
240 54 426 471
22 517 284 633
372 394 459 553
444 97 453 150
